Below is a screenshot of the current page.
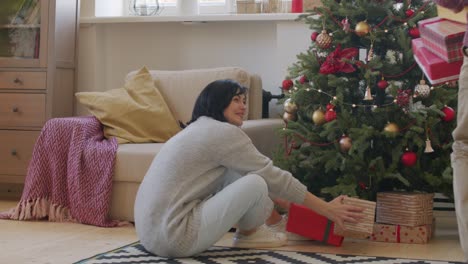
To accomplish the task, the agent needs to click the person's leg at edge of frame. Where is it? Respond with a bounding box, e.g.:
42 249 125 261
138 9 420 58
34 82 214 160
187 174 287 256
452 46 468 263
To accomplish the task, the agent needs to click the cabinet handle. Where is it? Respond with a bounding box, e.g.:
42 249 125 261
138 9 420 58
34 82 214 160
12 106 19 113
11 149 17 156
13 78 22 84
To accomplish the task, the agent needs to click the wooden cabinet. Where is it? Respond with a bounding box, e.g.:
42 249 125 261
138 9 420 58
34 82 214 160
0 0 79 188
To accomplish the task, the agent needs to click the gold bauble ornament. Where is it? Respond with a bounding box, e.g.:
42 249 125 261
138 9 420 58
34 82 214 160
316 30 332 49
283 98 298 113
355 21 370 37
283 112 297 122
384 122 399 133
312 109 326 125
339 136 352 153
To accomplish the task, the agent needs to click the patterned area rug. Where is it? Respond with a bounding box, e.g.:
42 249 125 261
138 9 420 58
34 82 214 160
76 242 465 264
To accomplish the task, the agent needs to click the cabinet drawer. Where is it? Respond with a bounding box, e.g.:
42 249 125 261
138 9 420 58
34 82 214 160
0 93 46 128
0 130 40 176
0 72 47 90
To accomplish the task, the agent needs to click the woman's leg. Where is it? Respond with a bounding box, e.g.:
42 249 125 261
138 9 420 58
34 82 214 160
188 174 282 255
216 169 283 228
452 54 468 262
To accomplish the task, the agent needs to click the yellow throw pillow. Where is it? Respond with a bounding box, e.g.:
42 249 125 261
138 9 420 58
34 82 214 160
75 66 181 144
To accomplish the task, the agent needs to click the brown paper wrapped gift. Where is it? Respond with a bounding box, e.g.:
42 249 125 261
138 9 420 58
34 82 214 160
376 192 434 227
369 219 435 244
334 197 376 239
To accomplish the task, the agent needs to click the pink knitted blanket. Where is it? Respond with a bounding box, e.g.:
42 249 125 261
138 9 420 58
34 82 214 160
0 116 120 227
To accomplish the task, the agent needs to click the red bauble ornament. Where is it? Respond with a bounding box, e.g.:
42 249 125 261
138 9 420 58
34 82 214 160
282 79 294 90
311 31 319 42
441 106 456 122
325 109 337 122
401 151 417 167
409 27 420 38
358 182 367 190
299 75 308 84
405 9 415 17
377 79 389 90
326 103 335 111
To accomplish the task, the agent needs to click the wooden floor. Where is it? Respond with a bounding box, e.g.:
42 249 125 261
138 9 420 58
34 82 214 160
0 199 465 264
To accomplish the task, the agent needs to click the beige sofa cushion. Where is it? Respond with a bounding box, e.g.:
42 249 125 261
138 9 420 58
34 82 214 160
76 67 181 144
126 67 251 124
114 119 284 184
114 143 164 183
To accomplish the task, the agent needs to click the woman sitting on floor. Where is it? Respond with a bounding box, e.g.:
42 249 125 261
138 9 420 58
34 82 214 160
134 79 364 258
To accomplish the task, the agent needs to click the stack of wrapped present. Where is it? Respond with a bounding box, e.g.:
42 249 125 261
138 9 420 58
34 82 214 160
413 8 465 85
370 192 435 244
285 196 376 246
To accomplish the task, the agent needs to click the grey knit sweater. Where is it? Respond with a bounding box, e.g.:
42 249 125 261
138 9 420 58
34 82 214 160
134 117 307 257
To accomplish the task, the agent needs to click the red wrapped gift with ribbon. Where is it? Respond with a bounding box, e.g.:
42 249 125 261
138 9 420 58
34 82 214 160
286 203 344 246
412 38 462 85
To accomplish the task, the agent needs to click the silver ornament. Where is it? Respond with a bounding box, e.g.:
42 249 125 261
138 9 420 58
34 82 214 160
415 80 431 98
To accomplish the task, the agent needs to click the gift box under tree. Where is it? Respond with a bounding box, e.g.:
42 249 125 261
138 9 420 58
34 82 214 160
418 17 465 63
286 203 344 246
412 38 462 85
333 197 376 239
369 218 435 244
376 192 434 227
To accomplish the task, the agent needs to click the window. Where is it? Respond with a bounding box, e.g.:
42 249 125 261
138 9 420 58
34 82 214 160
159 0 226 5
122 0 223 5
122 0 230 16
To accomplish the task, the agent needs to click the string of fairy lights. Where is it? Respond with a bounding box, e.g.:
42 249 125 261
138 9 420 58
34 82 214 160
283 1 445 111
279 2 456 154
318 1 430 38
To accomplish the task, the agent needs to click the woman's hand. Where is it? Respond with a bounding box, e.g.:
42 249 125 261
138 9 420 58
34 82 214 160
273 198 291 210
324 195 365 230
302 193 364 230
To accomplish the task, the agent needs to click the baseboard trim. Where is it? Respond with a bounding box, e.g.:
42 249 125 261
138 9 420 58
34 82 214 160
0 183 23 200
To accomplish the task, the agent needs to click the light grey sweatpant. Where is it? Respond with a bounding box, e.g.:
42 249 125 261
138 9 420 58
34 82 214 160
187 170 274 256
452 53 468 262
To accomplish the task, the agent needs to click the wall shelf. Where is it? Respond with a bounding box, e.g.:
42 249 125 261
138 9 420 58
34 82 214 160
80 13 303 24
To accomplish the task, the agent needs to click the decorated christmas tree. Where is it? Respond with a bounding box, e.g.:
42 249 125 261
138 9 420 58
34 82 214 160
274 0 458 201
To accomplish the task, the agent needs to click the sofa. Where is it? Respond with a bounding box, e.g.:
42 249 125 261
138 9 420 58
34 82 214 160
107 67 284 222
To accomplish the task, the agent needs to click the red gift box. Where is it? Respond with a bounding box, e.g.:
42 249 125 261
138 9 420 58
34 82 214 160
412 38 462 85
418 17 465 63
286 203 344 246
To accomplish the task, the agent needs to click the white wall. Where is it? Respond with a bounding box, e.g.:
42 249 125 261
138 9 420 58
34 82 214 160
76 3 312 118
